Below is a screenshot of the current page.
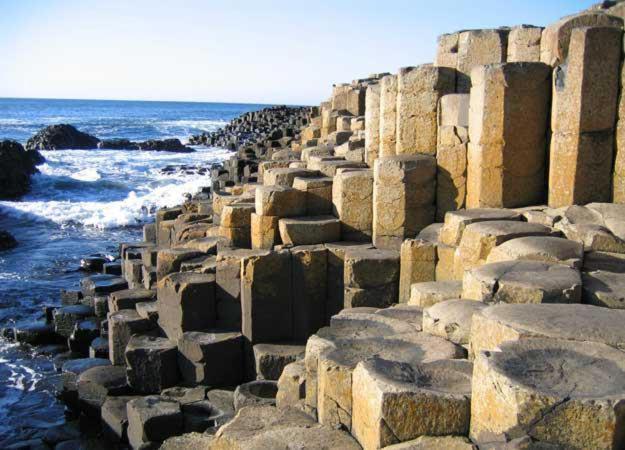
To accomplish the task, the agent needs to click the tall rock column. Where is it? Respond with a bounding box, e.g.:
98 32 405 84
507 25 543 62
379 75 398 157
548 26 622 208
373 155 436 250
364 83 381 166
467 62 552 209
437 94 469 220
396 65 455 156
614 27 625 203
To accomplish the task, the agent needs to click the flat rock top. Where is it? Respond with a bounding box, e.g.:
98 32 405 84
214 405 360 449
490 338 625 398
162 271 215 285
180 331 242 346
110 288 156 300
128 395 180 419
253 343 305 356
108 309 143 323
425 299 487 322
360 357 472 395
375 304 423 330
583 270 625 293
62 358 110 375
412 280 462 294
462 220 553 237
328 313 417 338
126 334 176 351
55 304 93 316
469 260 580 284
322 333 463 368
417 223 443 243
78 365 127 386
488 236 583 261
479 303 625 347
344 247 400 261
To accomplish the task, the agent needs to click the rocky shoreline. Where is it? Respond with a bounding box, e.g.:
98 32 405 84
6 1 625 449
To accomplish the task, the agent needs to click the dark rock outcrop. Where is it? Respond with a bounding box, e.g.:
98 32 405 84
0 140 43 199
97 139 140 150
138 139 194 153
26 124 100 151
0 230 17 250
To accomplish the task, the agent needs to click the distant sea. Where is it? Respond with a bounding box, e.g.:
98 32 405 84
0 97 268 444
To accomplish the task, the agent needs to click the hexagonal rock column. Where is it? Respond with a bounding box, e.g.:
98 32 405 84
396 65 454 157
250 212 280 250
344 248 400 308
278 216 340 246
352 357 472 449
507 25 543 62
241 250 293 344
127 396 183 449
539 12 623 66
456 29 509 93
53 304 94 338
263 167 319 187
108 288 156 313
108 310 154 365
77 365 129 417
469 303 625 359
373 155 436 250
215 248 265 330
317 334 465 431
177 331 244 386
470 338 625 448
422 299 486 345
365 83 381 166
435 33 459 75
325 242 374 320
292 176 333 216
379 74 398 158
219 203 254 248
548 26 622 208
399 239 436 303
124 335 178 394
291 245 327 340
253 343 305 381
437 94 469 220
466 62 551 209
374 304 423 331
101 395 141 443
332 170 373 242
486 236 583 268
255 185 305 217
462 260 582 304
409 280 463 308
454 220 555 272
156 248 203 282
234 380 278 411
157 272 216 341
276 360 306 409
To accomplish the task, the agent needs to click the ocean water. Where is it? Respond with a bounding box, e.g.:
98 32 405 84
0 97 266 444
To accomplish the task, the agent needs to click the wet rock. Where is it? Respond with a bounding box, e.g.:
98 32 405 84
77 365 129 417
97 138 140 150
89 336 109 359
0 140 42 199
68 318 100 354
0 230 17 250
25 124 100 151
14 322 59 345
53 304 94 338
101 395 141 442
80 275 127 297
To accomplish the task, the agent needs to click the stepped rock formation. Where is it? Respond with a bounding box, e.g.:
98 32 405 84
12 3 625 449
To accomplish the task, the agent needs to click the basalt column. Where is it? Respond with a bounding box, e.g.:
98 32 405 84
396 65 455 156
364 83 381 166
466 62 551 209
379 75 398 158
548 26 622 207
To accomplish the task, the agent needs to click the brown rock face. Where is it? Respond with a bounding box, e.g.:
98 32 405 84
548 26 622 207
467 62 551 209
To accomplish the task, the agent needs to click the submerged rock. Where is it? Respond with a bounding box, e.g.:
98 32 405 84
25 124 100 151
0 140 43 199
0 230 17 250
97 138 140 150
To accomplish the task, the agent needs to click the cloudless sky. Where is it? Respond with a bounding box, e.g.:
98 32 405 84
0 0 595 105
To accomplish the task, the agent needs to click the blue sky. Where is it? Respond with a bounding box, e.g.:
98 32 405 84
0 0 594 105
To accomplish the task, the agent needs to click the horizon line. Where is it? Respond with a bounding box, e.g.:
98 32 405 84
0 95 313 108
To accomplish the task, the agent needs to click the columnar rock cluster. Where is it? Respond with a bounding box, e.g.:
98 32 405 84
10 2 625 449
